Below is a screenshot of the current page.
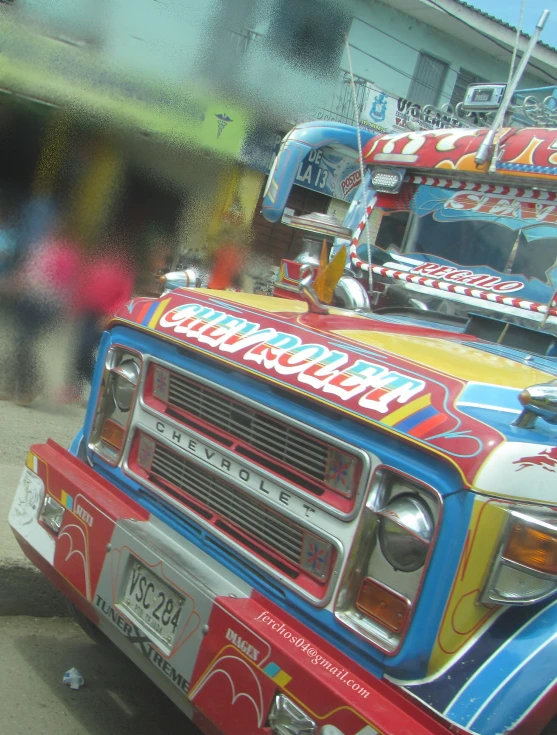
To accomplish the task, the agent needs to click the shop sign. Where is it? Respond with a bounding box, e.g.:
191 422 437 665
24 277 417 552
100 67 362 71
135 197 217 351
313 85 473 134
293 147 362 202
360 85 470 133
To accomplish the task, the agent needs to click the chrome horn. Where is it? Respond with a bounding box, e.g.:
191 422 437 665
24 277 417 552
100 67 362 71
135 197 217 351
513 380 557 429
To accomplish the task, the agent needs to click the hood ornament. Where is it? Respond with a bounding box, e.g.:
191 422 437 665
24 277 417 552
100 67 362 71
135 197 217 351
298 244 352 314
513 380 557 429
299 265 329 315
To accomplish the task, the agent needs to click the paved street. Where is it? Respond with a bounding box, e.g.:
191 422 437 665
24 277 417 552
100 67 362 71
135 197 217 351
0 324 194 733
0 617 186 734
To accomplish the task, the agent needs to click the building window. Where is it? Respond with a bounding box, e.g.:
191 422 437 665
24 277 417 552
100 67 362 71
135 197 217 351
450 68 487 108
408 53 449 107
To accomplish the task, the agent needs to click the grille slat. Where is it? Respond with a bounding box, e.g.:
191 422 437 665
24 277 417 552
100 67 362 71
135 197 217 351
197 480 303 550
150 443 304 565
249 423 328 469
168 373 329 482
169 390 235 427
169 387 322 460
152 456 214 499
169 379 328 469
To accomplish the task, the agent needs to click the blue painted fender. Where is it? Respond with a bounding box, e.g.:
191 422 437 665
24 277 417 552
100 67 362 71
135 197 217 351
401 596 557 735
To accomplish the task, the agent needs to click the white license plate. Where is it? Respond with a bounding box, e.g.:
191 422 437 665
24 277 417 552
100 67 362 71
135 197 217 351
121 561 184 647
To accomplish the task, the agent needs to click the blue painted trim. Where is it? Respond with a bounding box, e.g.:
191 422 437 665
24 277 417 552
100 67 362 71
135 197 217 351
68 429 85 456
498 162 557 175
445 598 557 733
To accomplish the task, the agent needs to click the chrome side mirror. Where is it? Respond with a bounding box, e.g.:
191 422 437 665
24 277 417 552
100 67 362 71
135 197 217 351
159 269 199 293
513 380 557 429
333 274 370 310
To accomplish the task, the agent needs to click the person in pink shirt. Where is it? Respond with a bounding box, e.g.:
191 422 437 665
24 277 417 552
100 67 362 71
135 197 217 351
0 223 81 405
62 247 135 402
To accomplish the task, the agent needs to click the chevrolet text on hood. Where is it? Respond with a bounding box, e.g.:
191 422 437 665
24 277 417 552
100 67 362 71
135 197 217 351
134 292 513 488
158 301 425 414
8 81 557 735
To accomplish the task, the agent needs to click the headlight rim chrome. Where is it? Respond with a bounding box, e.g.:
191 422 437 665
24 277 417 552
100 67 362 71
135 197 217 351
377 492 435 573
89 345 144 466
333 468 441 655
111 358 141 412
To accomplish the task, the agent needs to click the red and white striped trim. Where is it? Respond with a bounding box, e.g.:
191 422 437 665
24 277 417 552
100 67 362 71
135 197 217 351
409 176 557 199
349 183 557 318
349 196 376 270
368 266 557 317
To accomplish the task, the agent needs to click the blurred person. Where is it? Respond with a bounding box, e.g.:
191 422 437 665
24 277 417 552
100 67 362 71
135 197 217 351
205 214 251 292
18 195 58 260
207 243 248 291
60 244 135 403
0 220 81 405
0 200 18 275
134 229 174 296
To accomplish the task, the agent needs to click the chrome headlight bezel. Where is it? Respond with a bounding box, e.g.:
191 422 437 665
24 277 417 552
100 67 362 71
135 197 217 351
112 359 141 412
377 493 434 573
89 345 143 465
334 468 441 654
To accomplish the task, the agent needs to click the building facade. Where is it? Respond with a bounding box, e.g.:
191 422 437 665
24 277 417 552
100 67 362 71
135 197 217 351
1 0 556 272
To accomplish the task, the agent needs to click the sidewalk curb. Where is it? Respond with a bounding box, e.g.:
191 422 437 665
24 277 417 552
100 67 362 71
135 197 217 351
0 564 69 617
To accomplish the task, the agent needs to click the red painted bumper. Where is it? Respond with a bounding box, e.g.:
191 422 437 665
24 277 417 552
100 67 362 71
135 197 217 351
10 441 455 735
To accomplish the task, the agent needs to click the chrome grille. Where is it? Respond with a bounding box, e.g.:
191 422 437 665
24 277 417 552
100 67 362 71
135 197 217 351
151 442 304 565
168 372 329 481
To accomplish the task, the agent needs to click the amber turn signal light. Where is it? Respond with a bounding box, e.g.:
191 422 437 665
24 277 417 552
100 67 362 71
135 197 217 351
504 520 557 576
356 577 409 633
101 419 125 450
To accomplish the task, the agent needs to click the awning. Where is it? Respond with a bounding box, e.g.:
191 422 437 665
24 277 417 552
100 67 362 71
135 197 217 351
0 18 250 158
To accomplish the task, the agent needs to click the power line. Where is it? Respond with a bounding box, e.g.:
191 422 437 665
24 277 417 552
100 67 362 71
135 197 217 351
420 0 557 83
352 14 458 76
347 42 458 104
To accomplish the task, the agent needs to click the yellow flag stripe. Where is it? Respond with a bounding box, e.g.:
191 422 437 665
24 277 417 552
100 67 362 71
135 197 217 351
381 393 432 426
148 298 171 329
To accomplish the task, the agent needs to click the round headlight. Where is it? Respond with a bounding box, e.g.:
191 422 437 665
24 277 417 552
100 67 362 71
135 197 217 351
378 494 434 572
112 359 140 412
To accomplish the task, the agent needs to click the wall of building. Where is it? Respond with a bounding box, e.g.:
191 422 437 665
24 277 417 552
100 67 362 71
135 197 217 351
12 0 209 83
7 0 555 272
343 0 544 105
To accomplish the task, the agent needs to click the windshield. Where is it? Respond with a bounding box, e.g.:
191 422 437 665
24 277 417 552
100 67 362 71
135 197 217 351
406 214 557 283
365 186 557 303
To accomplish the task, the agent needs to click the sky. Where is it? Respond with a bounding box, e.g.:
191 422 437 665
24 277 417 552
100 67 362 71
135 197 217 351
470 0 557 47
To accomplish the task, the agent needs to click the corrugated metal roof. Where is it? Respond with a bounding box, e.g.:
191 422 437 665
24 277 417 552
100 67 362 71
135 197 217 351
454 0 557 53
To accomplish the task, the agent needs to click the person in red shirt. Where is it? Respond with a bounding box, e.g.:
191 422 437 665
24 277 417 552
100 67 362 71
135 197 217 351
61 247 135 402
